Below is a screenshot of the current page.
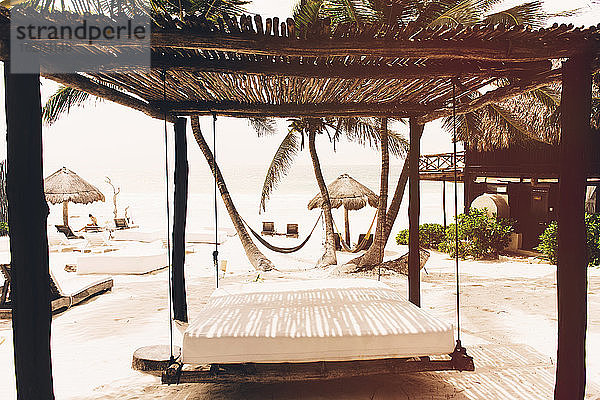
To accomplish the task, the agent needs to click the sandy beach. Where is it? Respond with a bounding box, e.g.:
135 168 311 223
2 236 599 399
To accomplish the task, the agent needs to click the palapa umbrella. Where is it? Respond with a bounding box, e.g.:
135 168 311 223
307 174 378 245
44 167 105 226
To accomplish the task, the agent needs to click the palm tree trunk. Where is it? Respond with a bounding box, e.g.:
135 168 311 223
307 128 337 267
349 122 422 268
357 118 389 266
190 116 274 272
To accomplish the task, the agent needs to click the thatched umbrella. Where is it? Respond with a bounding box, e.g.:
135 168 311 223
44 167 105 226
307 174 378 245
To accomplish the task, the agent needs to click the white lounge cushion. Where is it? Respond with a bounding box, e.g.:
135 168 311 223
76 247 167 275
183 279 454 364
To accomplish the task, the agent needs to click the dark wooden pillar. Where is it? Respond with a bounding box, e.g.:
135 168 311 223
171 117 188 323
408 118 423 306
5 63 55 399
555 55 592 400
442 180 447 229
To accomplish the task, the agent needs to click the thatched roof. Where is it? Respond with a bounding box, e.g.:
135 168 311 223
307 174 378 211
44 167 105 204
0 9 598 124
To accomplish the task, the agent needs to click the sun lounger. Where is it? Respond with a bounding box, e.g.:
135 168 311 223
114 218 139 230
76 246 168 275
286 223 299 238
47 231 85 252
0 263 113 318
111 228 163 243
78 232 117 253
55 225 83 239
261 222 275 236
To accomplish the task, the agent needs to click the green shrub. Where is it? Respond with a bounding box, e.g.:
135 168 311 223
0 221 8 236
438 208 514 259
395 223 446 249
536 213 600 266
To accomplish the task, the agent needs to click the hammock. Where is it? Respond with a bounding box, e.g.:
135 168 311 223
242 213 322 254
332 211 378 253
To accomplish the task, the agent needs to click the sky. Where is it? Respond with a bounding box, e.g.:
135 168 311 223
0 0 598 178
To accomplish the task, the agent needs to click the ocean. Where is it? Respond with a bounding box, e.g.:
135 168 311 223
48 162 464 250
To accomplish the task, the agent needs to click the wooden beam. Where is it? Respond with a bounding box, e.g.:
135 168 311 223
555 55 592 400
408 118 423 307
147 56 551 79
172 117 188 323
42 73 177 123
153 100 429 118
151 32 596 62
4 62 55 398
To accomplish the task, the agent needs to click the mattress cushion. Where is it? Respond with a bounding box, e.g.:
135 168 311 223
183 279 454 364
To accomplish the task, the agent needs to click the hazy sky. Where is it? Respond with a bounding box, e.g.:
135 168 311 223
0 0 598 179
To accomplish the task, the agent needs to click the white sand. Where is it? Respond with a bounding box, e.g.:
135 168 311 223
1 238 600 399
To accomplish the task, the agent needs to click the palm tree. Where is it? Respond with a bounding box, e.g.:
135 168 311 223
258 116 407 268
40 0 280 272
339 0 566 269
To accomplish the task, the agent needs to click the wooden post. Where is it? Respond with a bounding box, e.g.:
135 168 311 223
408 118 423 306
171 117 188 323
344 206 350 245
555 55 592 400
442 180 447 229
5 63 55 399
62 201 68 226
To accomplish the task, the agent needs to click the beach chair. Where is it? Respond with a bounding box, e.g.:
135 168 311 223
286 223 299 238
358 233 374 250
48 231 85 252
114 218 138 230
0 263 113 316
0 264 10 308
261 222 275 236
79 232 117 253
55 225 83 239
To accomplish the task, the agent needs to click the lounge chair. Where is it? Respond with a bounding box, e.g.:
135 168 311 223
0 263 113 318
47 231 85 252
286 223 299 238
78 232 117 253
358 233 374 250
261 222 275 236
114 218 139 230
55 225 83 239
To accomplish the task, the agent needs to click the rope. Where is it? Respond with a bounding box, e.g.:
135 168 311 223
452 79 462 344
162 71 174 362
242 213 322 254
212 113 219 289
331 211 377 253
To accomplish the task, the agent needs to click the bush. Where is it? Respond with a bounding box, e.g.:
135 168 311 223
438 208 514 259
395 223 446 249
536 213 600 266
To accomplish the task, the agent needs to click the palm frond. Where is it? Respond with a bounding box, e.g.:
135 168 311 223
42 86 99 125
483 1 547 29
248 118 277 137
442 110 484 145
334 117 407 156
259 130 300 213
319 0 380 28
293 0 325 36
480 103 537 148
420 0 500 28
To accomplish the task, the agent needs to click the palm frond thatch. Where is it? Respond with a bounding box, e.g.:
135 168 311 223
44 167 105 204
259 130 300 213
307 173 378 210
42 86 99 125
